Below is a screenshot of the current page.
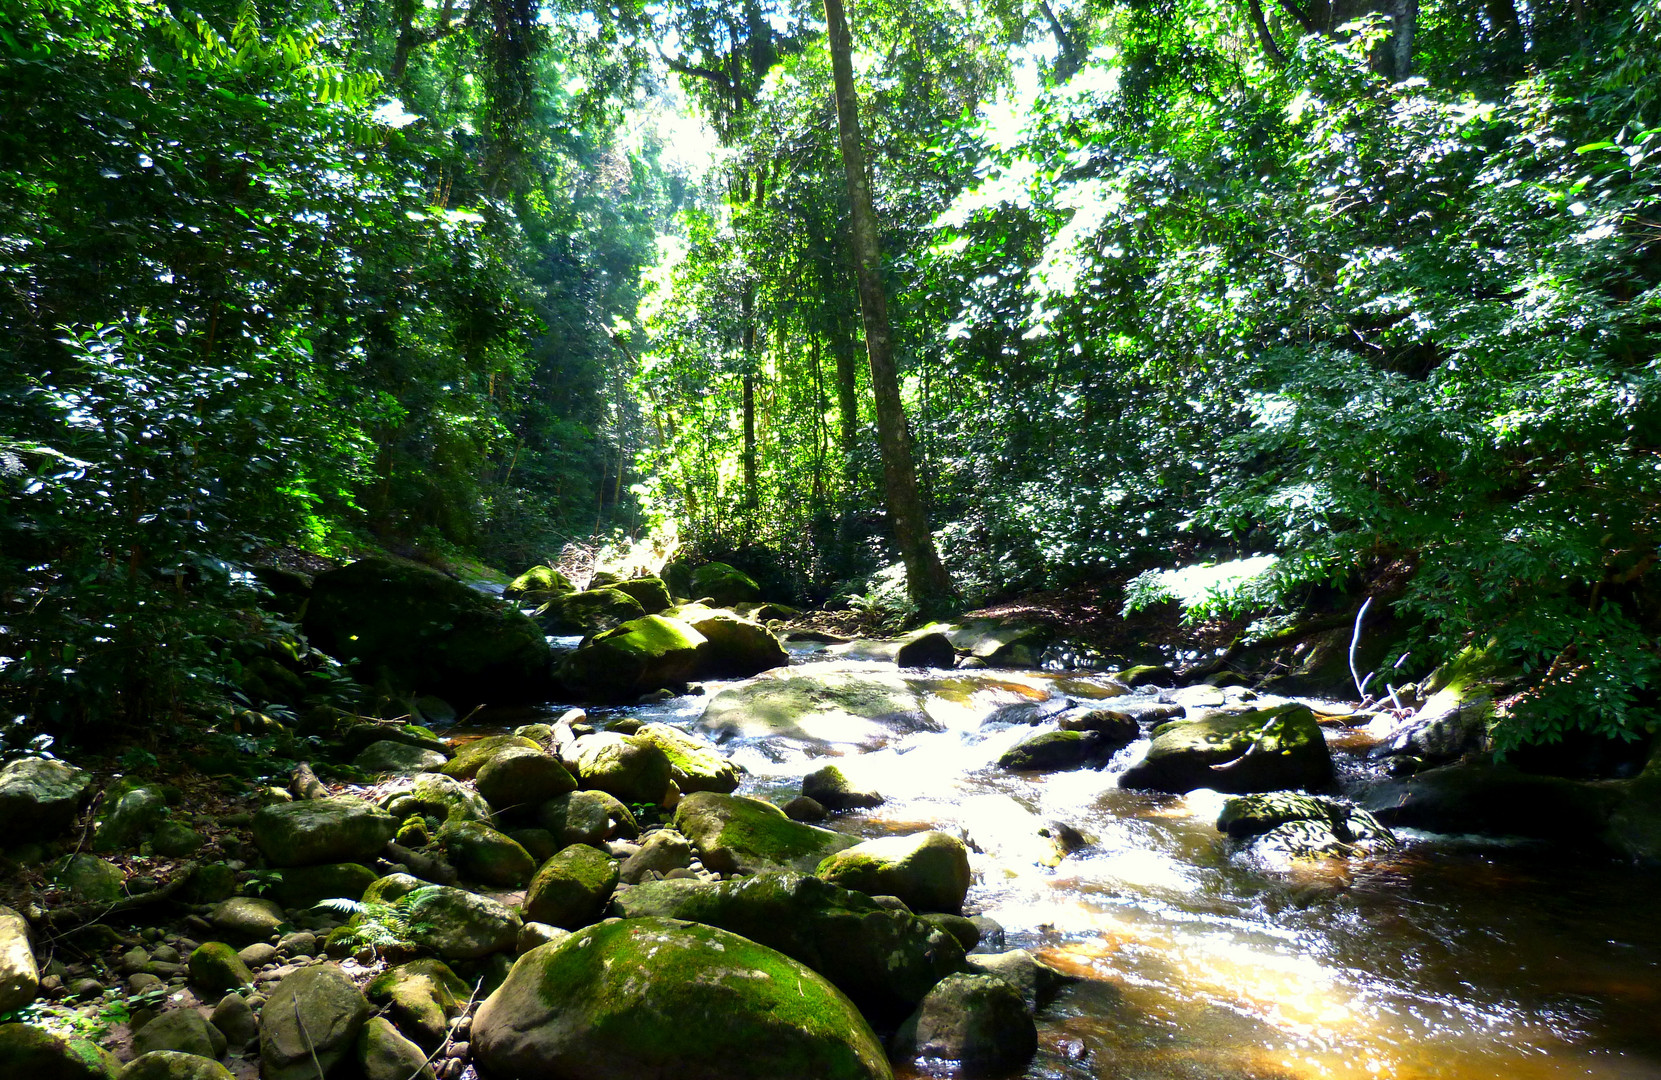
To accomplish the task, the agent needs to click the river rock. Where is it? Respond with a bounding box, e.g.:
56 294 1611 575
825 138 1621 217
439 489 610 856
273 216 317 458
689 561 762 605
673 791 857 874
385 773 494 825
801 764 883 810
536 790 639 847
209 992 259 1047
698 666 936 751
260 964 370 1080
397 885 521 959
93 783 169 851
504 565 575 605
892 972 1037 1075
930 620 1049 667
180 862 238 907
474 747 576 814
816 831 972 915
556 615 708 701
1118 703 1333 794
187 944 253 993
1217 792 1396 858
631 723 739 794
0 1023 121 1080
608 576 673 614
681 610 788 677
523 844 619 929
269 862 379 910
472 918 891 1080
1116 664 1176 687
252 797 396 867
0 758 91 841
534 587 645 636
150 820 205 858
366 959 469 1052
208 897 285 940
613 874 965 1018
341 722 449 759
1361 760 1617 843
356 1016 435 1080
440 734 541 781
354 741 446 776
618 828 694 883
304 557 552 704
784 795 828 821
964 949 1071 1011
1058 708 1141 744
573 732 674 805
131 1009 225 1059
0 905 39 1013
998 729 1114 771
896 632 956 669
52 855 124 902
438 820 535 887
120 1051 235 1080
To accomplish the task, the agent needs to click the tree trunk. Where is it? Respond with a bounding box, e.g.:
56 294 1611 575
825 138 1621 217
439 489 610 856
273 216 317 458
823 0 958 615
829 302 862 494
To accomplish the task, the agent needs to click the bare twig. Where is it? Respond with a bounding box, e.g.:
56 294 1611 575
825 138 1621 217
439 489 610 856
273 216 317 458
295 995 326 1080
403 975 485 1080
1349 596 1373 701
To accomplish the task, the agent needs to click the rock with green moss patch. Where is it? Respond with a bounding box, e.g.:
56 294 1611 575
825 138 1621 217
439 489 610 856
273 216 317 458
689 562 762 606
964 949 1071 1012
801 764 883 810
997 729 1115 772
556 616 707 702
475 747 576 815
673 791 857 874
536 790 638 847
119 1051 234 1080
684 611 788 678
366 959 468 1052
303 557 552 704
573 732 674 805
439 820 536 888
523 845 619 929
356 1016 435 1080
385 774 494 825
607 576 673 614
0 759 91 842
269 862 380 911
1118 704 1333 794
631 723 738 795
816 831 973 915
1115 664 1176 688
0 1022 121 1080
353 741 446 776
178 863 237 905
892 972 1036 1075
131 1009 225 1060
439 734 541 781
149 820 205 858
93 783 169 851
1057 709 1140 744
251 797 397 868
51 855 124 902
504 565 576 605
613 874 964 1019
534 588 645 637
472 918 891 1080
259 964 370 1080
187 943 253 993
404 885 522 959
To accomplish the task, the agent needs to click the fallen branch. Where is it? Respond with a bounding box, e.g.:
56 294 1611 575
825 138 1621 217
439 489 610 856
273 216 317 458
1349 596 1373 702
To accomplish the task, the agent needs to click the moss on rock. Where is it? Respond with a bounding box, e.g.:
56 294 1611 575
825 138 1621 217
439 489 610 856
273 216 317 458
673 791 856 874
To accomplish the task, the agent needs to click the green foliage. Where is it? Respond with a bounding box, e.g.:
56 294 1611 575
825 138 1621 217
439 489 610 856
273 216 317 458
321 892 436 953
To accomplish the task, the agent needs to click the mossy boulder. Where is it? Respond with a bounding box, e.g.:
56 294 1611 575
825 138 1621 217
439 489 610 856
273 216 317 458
631 723 739 795
607 576 673 614
439 734 541 781
471 918 892 1080
1118 703 1333 794
522 845 619 929
353 741 446 776
698 669 935 751
689 562 762 606
0 758 91 841
303 557 552 704
801 764 883 811
895 632 956 669
504 565 576 605
150 820 205 858
573 732 674 805
269 862 380 911
684 611 789 678
555 615 707 702
251 797 397 867
613 874 965 1019
120 1051 234 1080
536 790 639 847
208 897 286 940
815 831 973 915
365 959 468 1052
384 773 494 825
997 729 1116 772
92 783 169 851
892 972 1036 1076
438 820 536 888
534 588 644 637
356 1016 435 1080
474 747 576 815
673 791 857 874
130 1009 225 1059
660 560 694 598
259 964 370 1080
0 905 38 1014
1058 708 1140 744
0 1023 121 1080
402 885 522 960
51 855 124 902
187 943 253 993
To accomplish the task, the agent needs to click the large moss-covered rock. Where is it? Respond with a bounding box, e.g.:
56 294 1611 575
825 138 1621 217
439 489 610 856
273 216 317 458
130 1009 225 1060
536 790 639 847
402 886 522 960
120 1051 234 1080
209 897 286 940
0 905 39 1013
51 855 124 902
356 1017 435 1080
187 943 253 993
438 820 536 888
613 874 964 1018
303 557 552 704
522 845 619 929
439 734 541 781
573 732 674 805
504 565 576 605
0 1023 121 1080
997 729 1114 772
684 611 788 678
0 759 90 842
892 972 1036 1076
471 918 891 1080
556 615 707 702
353 741 446 776
688 562 761 606
698 667 936 751
384 774 494 826
1371 646 1503 766
534 588 644 636
815 831 973 915
673 791 857 874
631 723 739 795
252 797 396 867
607 576 673 614
365 959 468 1052
474 747 576 814
92 783 169 851
1118 704 1333 794
269 862 380 911
259 964 370 1080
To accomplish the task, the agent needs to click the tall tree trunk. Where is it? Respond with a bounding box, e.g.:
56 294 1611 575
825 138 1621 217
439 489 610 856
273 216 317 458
829 302 862 494
823 0 958 615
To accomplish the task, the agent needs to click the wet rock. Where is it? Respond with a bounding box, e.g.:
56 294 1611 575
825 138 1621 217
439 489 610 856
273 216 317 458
385 774 494 826
573 732 674 805
259 964 370 1080
681 610 789 677
0 1023 120 1079
618 829 693 884
689 561 762 606
251 797 396 867
997 729 1113 771
504 565 575 605
1057 709 1140 745
52 855 125 902
472 918 891 1080
892 972 1036 1077
1217 792 1396 856
1362 761 1617 843
0 905 39 1013
918 912 980 951
816 831 973 915
269 862 379 910
439 735 542 782
474 747 576 815
303 557 552 704
119 1051 234 1080
437 820 535 888
131 1009 226 1059
237 943 277 968
534 587 645 636
1163 684 1227 709
1115 664 1176 688
698 668 936 751
895 632 956 669
365 883 520 960
927 621 1049 667
0 758 91 841
150 820 205 858
613 874 965 1019
801 764 883 811
208 897 285 941
366 959 469 1052
188 943 254 993
607 576 673 615
1118 704 1333 794
556 615 708 702
536 790 639 848
783 796 827 821
523 845 620 929
209 992 258 1047
357 1016 436 1080
964 949 1070 1012
631 723 739 795
673 791 857 875
93 783 169 851
967 916 1006 954
354 741 446 776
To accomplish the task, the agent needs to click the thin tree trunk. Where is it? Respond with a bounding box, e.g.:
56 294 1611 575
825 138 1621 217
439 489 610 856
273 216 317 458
829 303 861 494
823 0 958 615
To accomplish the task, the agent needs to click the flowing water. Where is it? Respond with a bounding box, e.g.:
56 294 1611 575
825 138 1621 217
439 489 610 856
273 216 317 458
498 652 1661 1080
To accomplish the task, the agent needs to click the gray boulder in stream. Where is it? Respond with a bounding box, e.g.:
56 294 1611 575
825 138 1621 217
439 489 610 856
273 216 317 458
892 972 1037 1076
612 873 965 1018
555 615 707 701
697 667 936 751
1118 703 1333 794
998 728 1121 771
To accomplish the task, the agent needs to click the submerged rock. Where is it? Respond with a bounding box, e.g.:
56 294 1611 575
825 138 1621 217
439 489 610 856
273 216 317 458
471 918 892 1080
892 972 1037 1077
1118 704 1333 794
673 791 857 874
815 831 973 915
698 666 936 751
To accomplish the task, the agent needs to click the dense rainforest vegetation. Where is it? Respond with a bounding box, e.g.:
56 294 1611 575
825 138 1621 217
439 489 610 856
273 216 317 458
3 0 1658 750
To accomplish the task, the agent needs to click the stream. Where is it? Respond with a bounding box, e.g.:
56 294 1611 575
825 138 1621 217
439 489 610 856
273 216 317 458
487 647 1661 1080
